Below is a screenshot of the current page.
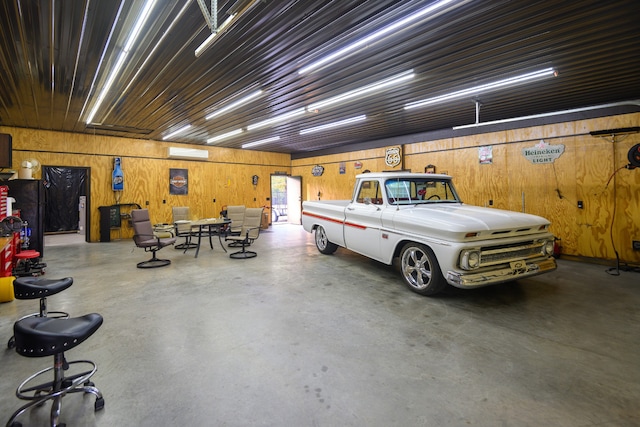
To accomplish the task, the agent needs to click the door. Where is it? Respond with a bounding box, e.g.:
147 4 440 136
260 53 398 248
286 176 302 225
343 178 383 260
43 166 89 240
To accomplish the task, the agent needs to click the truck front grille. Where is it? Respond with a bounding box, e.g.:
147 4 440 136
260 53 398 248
479 241 546 266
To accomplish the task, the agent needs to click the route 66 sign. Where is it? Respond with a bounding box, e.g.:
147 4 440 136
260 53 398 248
385 146 402 167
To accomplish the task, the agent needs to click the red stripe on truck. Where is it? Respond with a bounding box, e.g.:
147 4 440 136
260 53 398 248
302 211 366 230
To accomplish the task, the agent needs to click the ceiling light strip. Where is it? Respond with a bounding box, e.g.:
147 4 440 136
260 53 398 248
207 128 243 144
194 13 236 57
207 128 242 144
206 90 263 120
119 1 192 100
85 0 156 124
405 68 556 110
163 124 192 140
247 108 307 131
307 70 414 112
452 100 640 130
195 0 262 57
300 115 367 135
242 136 281 148
299 0 459 74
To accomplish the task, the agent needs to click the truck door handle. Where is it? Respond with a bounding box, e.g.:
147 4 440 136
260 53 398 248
347 207 355 211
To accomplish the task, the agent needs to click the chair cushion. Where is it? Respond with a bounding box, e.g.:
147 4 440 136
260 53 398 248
15 250 40 260
13 277 73 299
14 313 103 357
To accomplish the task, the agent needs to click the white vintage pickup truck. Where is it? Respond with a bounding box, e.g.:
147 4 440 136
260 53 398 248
302 172 557 296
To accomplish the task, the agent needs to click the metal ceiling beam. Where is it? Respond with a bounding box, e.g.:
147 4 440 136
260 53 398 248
196 0 218 31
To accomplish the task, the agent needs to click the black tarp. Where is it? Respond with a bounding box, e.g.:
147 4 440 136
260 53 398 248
43 167 87 232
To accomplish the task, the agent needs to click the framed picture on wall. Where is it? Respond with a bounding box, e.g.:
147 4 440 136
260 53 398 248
170 168 188 195
479 146 493 164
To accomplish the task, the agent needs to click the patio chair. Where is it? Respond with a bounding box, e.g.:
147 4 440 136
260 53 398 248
225 207 263 259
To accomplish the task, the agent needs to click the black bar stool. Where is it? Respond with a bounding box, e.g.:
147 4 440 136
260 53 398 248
7 277 73 349
6 313 104 427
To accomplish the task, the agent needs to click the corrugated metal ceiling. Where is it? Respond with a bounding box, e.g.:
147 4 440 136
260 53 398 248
1 0 639 157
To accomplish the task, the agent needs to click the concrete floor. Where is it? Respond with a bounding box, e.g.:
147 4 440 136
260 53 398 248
1 224 639 426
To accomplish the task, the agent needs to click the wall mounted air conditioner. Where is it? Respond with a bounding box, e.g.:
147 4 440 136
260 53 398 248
167 147 208 161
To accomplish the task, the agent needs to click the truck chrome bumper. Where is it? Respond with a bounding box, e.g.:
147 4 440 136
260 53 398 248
446 258 557 289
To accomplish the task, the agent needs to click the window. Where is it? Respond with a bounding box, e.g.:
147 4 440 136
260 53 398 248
385 178 460 205
356 180 383 204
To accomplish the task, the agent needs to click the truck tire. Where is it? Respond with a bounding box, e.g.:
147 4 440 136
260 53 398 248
315 225 338 254
399 243 447 296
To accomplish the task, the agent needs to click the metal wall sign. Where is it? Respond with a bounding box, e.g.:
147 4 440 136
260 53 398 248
385 146 402 167
311 165 324 176
522 140 565 164
170 168 188 195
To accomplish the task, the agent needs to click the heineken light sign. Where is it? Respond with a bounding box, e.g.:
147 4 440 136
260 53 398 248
522 140 564 164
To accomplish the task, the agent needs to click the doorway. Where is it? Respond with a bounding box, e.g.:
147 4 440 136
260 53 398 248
270 175 302 225
42 166 90 243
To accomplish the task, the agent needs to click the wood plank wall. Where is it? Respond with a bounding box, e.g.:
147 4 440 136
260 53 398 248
2 112 639 265
292 113 640 265
2 127 290 241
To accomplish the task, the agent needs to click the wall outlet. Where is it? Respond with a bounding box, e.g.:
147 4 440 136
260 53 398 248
633 240 640 250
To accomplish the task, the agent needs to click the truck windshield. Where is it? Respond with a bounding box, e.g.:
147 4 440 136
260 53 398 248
385 178 460 205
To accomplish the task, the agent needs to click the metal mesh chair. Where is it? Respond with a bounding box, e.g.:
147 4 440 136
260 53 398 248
225 207 263 259
172 206 197 250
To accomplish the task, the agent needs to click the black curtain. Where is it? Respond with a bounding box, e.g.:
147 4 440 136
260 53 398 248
43 166 87 232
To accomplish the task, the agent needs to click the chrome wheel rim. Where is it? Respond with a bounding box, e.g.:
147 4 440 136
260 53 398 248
401 246 432 290
315 227 328 250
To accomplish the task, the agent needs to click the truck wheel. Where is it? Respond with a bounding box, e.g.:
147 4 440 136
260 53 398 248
400 243 446 296
315 226 338 254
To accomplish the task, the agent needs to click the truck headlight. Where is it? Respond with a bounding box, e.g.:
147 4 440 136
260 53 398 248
542 239 555 256
460 250 481 270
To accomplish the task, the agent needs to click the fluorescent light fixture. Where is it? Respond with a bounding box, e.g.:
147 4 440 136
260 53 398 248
405 68 557 110
120 1 192 100
452 100 635 130
85 0 156 124
300 115 367 135
123 2 155 52
195 32 218 57
206 128 243 144
247 108 307 131
163 124 192 140
242 136 281 149
307 70 414 112
299 0 458 74
195 13 236 57
167 147 208 160
206 90 263 120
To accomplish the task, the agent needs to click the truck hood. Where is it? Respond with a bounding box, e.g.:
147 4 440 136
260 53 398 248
389 203 551 241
